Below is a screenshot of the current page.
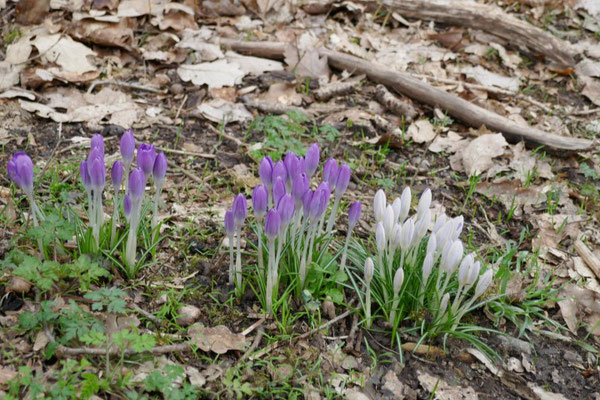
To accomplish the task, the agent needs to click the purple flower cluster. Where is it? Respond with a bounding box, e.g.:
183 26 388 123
225 143 363 313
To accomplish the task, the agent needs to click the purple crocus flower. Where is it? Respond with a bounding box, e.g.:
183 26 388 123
322 158 338 189
87 155 105 189
90 134 104 155
297 156 306 175
129 168 146 199
120 130 135 165
302 189 314 216
335 163 351 197
7 152 34 193
272 160 287 184
153 152 167 186
224 209 235 237
252 185 269 220
272 176 286 206
232 194 247 228
80 160 91 191
291 173 309 206
348 201 362 230
264 209 281 239
284 152 301 181
137 143 156 176
123 193 132 218
259 156 273 187
305 143 319 178
111 160 124 191
310 183 330 219
277 194 295 228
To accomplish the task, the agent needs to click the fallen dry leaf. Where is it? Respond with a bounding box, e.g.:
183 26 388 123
475 178 545 216
461 133 508 176
428 130 467 153
259 82 303 106
195 99 252 123
407 119 436 143
31 34 97 75
225 51 284 76
581 76 600 106
117 0 167 17
558 284 600 335
19 87 141 127
463 65 520 91
177 60 245 89
176 305 201 326
16 0 49 24
417 370 479 400
0 367 17 385
284 46 329 81
189 324 246 354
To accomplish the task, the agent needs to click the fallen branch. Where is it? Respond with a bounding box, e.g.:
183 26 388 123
574 240 600 280
220 38 593 154
377 0 577 67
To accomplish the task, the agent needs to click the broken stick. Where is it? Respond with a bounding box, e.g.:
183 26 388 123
377 0 577 67
219 38 593 154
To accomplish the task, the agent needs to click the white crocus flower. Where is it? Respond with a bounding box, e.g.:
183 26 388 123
374 189 386 222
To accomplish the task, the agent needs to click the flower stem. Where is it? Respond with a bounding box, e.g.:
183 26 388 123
235 228 243 295
267 239 276 314
339 230 351 272
228 234 234 285
110 191 120 248
325 196 341 235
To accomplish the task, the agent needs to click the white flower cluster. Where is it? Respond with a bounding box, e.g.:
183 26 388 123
362 187 494 329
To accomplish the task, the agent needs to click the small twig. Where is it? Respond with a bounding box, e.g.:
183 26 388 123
241 316 266 336
172 165 205 185
87 79 165 94
175 94 188 120
129 303 162 325
237 328 264 365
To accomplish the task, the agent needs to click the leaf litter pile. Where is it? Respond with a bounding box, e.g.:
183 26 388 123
1 0 600 398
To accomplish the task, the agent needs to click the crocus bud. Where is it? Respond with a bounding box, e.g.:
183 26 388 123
252 185 269 220
436 221 453 252
474 269 493 298
111 160 124 191
393 267 404 296
392 223 402 248
129 168 145 199
80 160 91 191
259 156 273 187
335 163 351 197
297 156 306 175
120 130 135 165
88 155 105 189
441 240 463 274
291 173 309 205
458 253 475 286
277 194 295 228
272 176 286 206
90 134 104 154
364 258 374 284
264 209 281 239
272 160 287 184
451 216 464 240
305 143 320 177
439 293 450 315
322 158 338 189
398 186 411 223
137 143 156 176
383 205 395 237
311 183 330 219
375 222 386 252
426 234 437 255
399 218 415 252
123 194 132 218
466 261 481 288
224 209 235 237
8 152 34 193
422 253 434 284
414 209 431 244
284 152 300 181
373 189 386 222
433 214 447 233
302 189 314 216
232 194 247 228
153 152 167 185
417 188 431 219
392 197 402 222
348 201 362 230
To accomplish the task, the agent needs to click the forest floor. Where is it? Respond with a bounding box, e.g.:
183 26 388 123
1 0 600 399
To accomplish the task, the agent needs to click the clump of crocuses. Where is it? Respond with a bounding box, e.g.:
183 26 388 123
75 131 167 275
224 143 362 314
359 186 494 332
